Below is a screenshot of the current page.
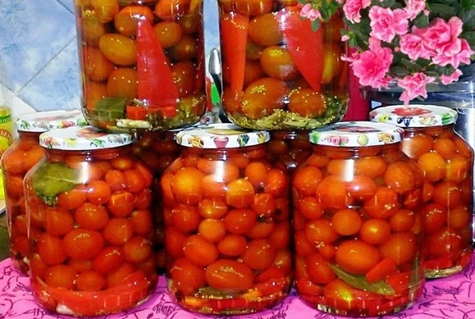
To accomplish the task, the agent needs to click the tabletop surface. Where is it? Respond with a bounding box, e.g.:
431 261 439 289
1 255 475 319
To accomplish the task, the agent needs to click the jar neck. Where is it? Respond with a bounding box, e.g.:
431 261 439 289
44 145 133 161
312 143 401 158
181 144 266 159
404 124 454 137
18 130 43 139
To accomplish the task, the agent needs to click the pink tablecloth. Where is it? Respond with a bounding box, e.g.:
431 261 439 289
1 256 475 319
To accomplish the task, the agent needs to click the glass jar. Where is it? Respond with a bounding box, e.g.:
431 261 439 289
266 130 312 174
1 110 87 275
74 0 206 131
133 129 182 271
293 122 425 317
217 1 348 130
161 123 292 314
370 105 474 278
23 126 157 316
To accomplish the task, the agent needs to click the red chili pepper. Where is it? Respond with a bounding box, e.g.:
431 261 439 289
365 258 397 284
33 270 151 316
277 7 324 92
126 105 148 120
220 13 249 95
136 19 179 118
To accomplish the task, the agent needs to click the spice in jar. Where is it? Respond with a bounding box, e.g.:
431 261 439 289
370 105 474 278
161 123 292 314
23 126 156 316
293 121 425 317
1 110 87 275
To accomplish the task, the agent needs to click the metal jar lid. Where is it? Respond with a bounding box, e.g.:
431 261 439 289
309 121 404 147
16 110 88 132
39 126 132 150
369 104 457 128
176 123 270 149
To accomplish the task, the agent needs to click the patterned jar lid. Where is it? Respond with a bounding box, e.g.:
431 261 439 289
15 110 88 132
309 121 404 147
176 123 270 148
369 104 457 128
39 126 132 150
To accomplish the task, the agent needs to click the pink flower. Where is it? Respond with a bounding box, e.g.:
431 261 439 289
369 6 409 43
440 69 462 85
399 33 427 60
342 0 371 23
404 0 427 20
300 3 321 21
397 73 435 105
344 38 393 89
433 38 474 68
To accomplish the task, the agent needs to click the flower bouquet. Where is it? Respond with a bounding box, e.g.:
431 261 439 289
300 0 475 105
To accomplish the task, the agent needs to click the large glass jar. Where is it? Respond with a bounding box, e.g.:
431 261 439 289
370 105 474 278
23 126 157 316
1 110 87 276
217 1 348 130
293 122 425 317
74 0 207 131
161 123 292 314
133 129 182 271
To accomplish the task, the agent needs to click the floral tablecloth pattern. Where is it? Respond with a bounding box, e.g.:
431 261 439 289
1 256 475 319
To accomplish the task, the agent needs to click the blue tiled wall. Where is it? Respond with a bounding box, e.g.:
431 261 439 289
0 0 219 120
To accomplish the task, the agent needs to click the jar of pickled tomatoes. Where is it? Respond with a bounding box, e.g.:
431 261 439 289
133 129 182 271
218 0 348 130
370 105 474 278
266 130 312 174
74 0 206 131
1 110 87 276
293 121 425 317
161 123 292 314
23 126 156 316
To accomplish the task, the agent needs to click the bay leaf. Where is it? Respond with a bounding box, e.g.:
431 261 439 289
329 264 396 296
32 162 80 199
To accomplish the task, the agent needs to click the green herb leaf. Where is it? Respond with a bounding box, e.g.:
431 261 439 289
329 264 396 296
32 162 80 199
93 97 127 122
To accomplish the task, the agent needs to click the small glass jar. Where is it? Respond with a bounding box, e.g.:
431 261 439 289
266 130 312 174
293 121 425 317
74 0 207 131
1 110 87 275
133 129 182 271
161 123 292 314
23 126 157 316
217 1 348 130
370 105 474 278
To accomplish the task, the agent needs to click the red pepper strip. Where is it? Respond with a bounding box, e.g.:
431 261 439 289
220 13 249 94
34 271 150 316
136 19 178 118
277 7 324 92
365 258 397 284
126 105 148 120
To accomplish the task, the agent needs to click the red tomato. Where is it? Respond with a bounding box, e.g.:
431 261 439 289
170 258 207 295
206 259 254 291
335 240 380 275
63 228 105 260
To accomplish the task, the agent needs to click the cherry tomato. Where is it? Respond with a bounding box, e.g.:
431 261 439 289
206 259 254 291
170 258 207 295
379 232 417 266
241 239 277 270
183 235 219 266
335 240 380 275
305 253 337 284
63 228 104 260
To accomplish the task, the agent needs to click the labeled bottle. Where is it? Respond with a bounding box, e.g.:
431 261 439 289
0 106 14 199
293 121 424 316
1 110 86 275
24 126 156 316
161 123 292 314
370 105 474 278
217 0 348 130
74 0 207 131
